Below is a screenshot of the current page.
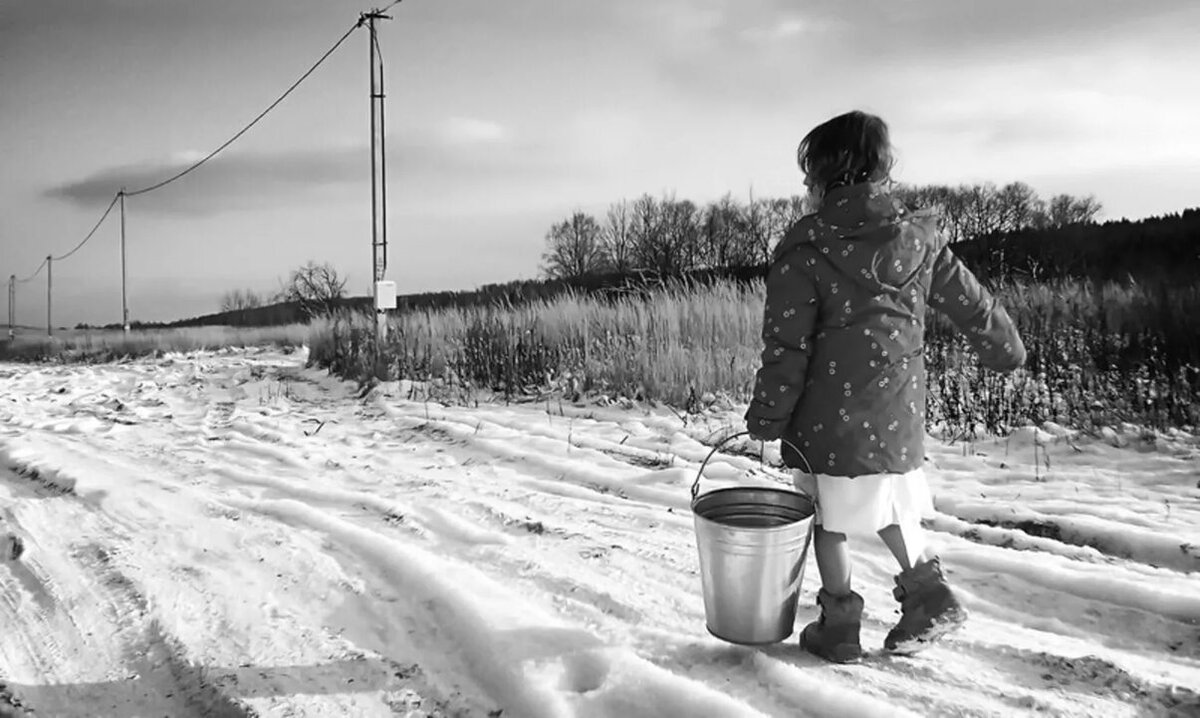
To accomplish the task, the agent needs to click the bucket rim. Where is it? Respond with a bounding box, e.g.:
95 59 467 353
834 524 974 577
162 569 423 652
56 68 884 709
691 485 816 523
692 485 814 502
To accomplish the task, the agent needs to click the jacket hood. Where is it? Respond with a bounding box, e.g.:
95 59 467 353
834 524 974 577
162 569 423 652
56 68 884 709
774 183 938 293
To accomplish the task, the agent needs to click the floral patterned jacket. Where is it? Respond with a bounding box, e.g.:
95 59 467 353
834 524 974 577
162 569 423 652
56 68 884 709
745 182 1026 477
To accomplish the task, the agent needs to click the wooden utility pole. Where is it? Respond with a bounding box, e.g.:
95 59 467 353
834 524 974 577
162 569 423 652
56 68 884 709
362 9 392 343
46 256 52 336
120 189 129 333
7 275 14 342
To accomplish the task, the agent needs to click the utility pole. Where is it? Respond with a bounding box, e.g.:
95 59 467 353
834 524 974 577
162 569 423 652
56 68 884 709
7 275 14 342
46 256 52 337
120 189 130 333
362 8 394 344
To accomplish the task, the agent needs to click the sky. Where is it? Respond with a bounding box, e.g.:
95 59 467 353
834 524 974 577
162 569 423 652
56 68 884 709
2 0 1199 327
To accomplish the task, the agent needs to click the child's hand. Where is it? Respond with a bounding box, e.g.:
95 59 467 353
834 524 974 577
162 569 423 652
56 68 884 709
745 416 783 442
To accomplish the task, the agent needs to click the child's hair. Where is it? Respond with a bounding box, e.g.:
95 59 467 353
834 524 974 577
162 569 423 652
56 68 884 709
797 111 894 193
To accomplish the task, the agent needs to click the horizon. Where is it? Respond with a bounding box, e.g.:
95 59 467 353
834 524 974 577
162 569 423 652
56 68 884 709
4 0 1199 327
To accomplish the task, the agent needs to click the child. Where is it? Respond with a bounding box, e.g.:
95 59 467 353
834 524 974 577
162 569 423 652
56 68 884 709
3 531 23 561
745 110 1025 663
2 508 24 561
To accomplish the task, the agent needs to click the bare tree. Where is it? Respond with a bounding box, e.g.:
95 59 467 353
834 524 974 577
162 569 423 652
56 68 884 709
736 190 776 266
699 194 748 268
960 183 1007 240
280 261 347 318
995 181 1042 234
219 288 263 313
630 194 665 273
1047 193 1102 227
601 200 636 274
896 182 1042 241
659 196 701 273
918 184 971 243
765 196 806 254
541 212 605 279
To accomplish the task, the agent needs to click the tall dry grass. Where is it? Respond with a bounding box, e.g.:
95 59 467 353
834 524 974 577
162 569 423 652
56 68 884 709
926 279 1200 433
0 324 311 363
310 277 1200 433
309 281 764 407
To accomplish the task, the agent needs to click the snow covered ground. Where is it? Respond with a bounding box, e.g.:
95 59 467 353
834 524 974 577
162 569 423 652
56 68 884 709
1 347 1197 718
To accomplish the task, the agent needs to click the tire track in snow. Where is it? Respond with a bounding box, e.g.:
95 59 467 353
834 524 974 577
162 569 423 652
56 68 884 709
380 410 706 514
940 538 1200 624
71 542 261 718
205 442 860 716
951 639 1200 716
1 425 401 717
934 501 1200 574
231 496 780 718
382 400 774 496
194 381 1080 715
0 459 259 717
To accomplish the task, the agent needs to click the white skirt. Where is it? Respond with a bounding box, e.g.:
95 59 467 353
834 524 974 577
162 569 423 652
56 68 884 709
792 467 934 536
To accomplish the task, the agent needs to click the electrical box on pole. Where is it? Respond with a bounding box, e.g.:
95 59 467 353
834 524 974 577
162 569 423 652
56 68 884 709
374 280 397 310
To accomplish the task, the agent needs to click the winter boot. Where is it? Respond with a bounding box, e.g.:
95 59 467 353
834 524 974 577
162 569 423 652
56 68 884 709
884 556 967 654
799 588 864 664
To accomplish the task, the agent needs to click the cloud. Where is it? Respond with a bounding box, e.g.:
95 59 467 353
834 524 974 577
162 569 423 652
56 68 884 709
440 117 508 144
737 15 819 43
43 118 594 216
45 148 361 215
623 0 1200 109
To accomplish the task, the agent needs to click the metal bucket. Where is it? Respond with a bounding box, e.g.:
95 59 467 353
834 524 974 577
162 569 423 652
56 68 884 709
692 432 816 645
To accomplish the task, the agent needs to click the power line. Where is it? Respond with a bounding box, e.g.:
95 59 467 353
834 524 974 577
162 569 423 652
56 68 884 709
9 11 392 325
52 192 121 261
16 258 47 284
124 20 363 198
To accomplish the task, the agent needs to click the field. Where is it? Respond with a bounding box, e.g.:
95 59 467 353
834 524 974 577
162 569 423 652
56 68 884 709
0 347 1197 717
2 278 1198 716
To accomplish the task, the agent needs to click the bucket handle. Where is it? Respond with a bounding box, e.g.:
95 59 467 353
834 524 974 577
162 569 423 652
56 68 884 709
691 430 817 501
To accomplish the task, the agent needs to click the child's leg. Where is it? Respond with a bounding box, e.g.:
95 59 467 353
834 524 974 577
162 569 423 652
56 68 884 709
801 525 863 663
879 522 967 654
813 526 852 594
877 523 928 570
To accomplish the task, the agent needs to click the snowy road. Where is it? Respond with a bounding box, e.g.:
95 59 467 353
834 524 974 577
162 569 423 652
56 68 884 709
1 349 1198 717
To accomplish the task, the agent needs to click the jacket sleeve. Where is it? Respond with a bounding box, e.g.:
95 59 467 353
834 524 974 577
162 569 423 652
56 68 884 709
929 243 1026 372
745 252 819 440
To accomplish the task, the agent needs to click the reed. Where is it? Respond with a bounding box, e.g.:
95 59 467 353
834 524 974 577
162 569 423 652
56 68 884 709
0 324 311 363
310 276 1200 432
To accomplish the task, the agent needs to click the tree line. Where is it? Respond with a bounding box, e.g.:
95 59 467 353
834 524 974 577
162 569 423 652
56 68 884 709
185 184 1200 330
955 207 1200 283
541 182 1102 280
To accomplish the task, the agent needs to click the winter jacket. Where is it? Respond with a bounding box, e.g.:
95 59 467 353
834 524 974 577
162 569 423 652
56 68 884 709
745 182 1025 477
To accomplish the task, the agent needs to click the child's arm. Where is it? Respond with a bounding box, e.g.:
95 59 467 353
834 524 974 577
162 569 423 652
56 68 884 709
745 253 819 440
930 243 1026 372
